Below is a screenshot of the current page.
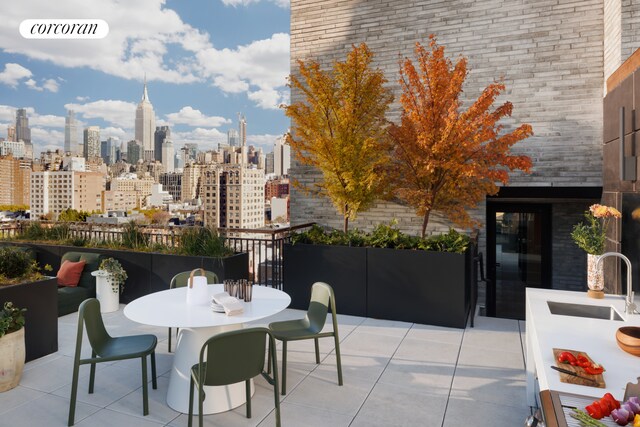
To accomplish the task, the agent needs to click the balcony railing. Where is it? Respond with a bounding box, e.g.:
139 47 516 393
0 220 315 289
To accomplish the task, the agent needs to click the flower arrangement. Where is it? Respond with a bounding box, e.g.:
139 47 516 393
571 204 621 255
98 258 127 294
0 302 26 337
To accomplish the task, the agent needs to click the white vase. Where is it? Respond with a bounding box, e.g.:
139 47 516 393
0 328 25 392
92 270 120 313
587 254 604 298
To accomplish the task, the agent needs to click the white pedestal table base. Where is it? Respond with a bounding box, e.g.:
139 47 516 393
166 324 254 414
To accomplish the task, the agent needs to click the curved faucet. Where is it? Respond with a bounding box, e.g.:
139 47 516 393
596 252 636 314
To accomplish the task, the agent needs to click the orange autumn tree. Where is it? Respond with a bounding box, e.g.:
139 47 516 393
284 43 393 232
387 37 533 237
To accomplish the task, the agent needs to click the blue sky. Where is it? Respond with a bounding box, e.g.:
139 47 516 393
0 0 290 155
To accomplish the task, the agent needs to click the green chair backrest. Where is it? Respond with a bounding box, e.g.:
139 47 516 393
199 328 269 386
77 298 111 357
61 252 104 294
170 270 219 289
305 282 335 334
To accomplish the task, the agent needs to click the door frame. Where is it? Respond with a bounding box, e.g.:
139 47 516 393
486 202 552 317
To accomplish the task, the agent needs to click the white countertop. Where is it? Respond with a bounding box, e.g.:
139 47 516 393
526 288 640 403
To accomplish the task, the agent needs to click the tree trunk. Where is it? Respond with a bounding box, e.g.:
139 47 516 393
421 209 431 238
344 203 349 233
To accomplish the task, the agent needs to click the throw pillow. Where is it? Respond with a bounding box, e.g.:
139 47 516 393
57 260 86 287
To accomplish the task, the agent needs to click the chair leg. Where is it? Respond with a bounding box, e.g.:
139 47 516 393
281 341 287 395
314 337 320 364
188 377 194 427
88 350 96 393
168 327 172 353
245 379 252 418
334 333 343 386
271 345 281 427
68 359 81 426
151 351 157 389
198 384 204 427
141 356 149 416
266 341 272 374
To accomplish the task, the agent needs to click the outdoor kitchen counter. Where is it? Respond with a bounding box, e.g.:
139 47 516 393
526 288 640 407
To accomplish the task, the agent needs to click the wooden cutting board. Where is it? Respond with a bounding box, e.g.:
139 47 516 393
553 348 606 388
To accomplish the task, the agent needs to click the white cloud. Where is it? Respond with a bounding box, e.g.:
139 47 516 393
100 127 127 140
172 127 226 150
24 77 60 92
196 33 290 107
64 99 137 129
165 106 230 127
42 79 60 93
30 114 65 128
221 0 289 8
0 63 32 88
0 105 17 122
75 96 90 102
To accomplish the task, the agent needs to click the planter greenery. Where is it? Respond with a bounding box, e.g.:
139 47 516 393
98 258 127 293
0 302 26 392
0 246 50 286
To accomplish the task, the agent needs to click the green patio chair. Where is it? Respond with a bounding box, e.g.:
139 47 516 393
167 269 218 352
68 298 157 426
188 327 280 427
268 281 343 395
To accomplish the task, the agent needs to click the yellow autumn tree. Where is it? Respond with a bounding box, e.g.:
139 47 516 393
283 43 393 232
387 37 534 237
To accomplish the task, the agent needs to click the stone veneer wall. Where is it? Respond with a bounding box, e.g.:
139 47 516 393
622 1 640 66
605 0 622 81
290 0 605 235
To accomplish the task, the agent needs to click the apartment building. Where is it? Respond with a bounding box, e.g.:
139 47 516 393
0 154 30 206
30 170 104 219
111 175 155 197
159 172 182 203
201 165 265 229
101 190 140 212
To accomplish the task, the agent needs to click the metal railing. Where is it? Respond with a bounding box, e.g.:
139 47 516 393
0 220 315 289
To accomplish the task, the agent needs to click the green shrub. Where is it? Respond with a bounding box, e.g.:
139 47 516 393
0 247 35 279
178 226 232 257
21 222 46 240
0 302 26 337
121 221 149 249
291 222 470 253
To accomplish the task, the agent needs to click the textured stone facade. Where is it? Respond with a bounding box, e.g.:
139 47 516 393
290 0 606 235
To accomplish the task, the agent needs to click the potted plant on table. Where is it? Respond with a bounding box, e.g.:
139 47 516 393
571 204 622 298
92 258 127 313
0 302 26 392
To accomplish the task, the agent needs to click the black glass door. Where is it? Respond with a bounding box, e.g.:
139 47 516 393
487 203 551 319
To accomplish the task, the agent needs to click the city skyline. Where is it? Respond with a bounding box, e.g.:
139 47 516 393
0 0 290 156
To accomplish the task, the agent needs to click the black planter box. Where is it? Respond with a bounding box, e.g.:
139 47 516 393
367 247 471 328
0 277 58 362
283 243 472 328
283 244 367 317
5 243 249 304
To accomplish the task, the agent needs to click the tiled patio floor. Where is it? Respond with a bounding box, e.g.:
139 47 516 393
0 307 529 426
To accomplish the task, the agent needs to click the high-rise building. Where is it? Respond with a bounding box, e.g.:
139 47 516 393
183 143 198 163
100 137 118 165
228 129 239 147
127 140 142 164
174 150 184 170
238 114 247 147
64 110 78 154
201 164 265 229
30 170 104 219
159 172 182 202
154 126 170 162
7 125 16 142
0 154 30 206
15 108 31 144
111 174 155 205
135 79 156 157
162 139 174 173
181 163 204 201
0 140 26 158
273 136 291 176
265 152 274 175
83 126 101 159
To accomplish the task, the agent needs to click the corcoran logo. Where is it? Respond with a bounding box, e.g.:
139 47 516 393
19 19 109 39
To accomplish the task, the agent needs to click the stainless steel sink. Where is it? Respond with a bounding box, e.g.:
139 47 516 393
547 301 624 321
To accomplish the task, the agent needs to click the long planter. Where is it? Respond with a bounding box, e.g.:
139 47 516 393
7 243 249 304
284 244 367 317
283 243 472 328
0 277 58 362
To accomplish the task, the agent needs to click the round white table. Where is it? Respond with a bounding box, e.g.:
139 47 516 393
123 284 290 414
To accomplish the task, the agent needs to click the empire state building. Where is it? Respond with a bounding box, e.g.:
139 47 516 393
135 79 156 161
